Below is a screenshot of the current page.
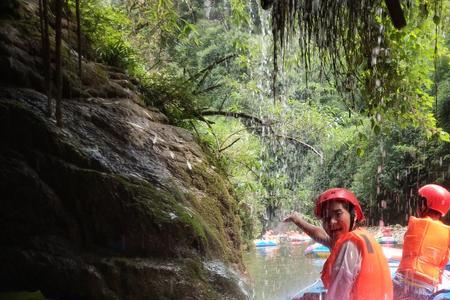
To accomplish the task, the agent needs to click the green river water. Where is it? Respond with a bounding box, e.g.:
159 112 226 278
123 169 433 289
243 243 324 300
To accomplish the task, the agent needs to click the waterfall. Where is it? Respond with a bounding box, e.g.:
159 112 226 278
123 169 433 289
204 0 212 19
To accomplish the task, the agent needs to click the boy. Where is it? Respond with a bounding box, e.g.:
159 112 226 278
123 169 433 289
394 184 450 300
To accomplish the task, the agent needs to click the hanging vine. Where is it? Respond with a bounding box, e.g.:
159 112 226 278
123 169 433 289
262 0 448 137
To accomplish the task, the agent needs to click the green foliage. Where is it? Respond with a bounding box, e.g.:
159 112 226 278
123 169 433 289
68 0 211 125
139 70 208 126
361 3 440 133
267 0 450 137
194 117 266 237
71 0 137 69
69 0 450 234
437 79 450 132
125 0 200 67
230 0 251 27
95 39 136 69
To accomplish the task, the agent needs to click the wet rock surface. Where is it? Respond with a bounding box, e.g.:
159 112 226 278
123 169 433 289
0 88 248 299
0 1 247 299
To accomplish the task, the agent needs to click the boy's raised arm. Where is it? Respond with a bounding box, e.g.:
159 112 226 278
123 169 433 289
284 212 331 248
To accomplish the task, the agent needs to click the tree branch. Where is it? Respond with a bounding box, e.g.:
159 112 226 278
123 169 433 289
200 110 264 125
219 138 241 152
275 134 323 162
187 54 236 83
199 111 323 160
220 126 259 149
238 161 260 178
194 83 223 95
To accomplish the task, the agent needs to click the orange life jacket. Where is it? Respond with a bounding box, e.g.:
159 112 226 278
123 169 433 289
397 216 450 285
321 228 393 300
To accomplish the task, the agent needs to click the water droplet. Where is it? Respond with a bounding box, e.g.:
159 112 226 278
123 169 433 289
376 113 382 122
371 57 377 65
373 47 380 56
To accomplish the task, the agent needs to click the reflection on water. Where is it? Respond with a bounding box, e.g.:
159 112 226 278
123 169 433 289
243 243 324 300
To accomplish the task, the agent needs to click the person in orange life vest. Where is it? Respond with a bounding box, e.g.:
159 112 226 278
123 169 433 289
284 188 393 300
393 184 450 300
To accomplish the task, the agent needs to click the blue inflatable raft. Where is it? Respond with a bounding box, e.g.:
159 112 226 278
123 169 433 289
253 239 278 247
304 243 330 259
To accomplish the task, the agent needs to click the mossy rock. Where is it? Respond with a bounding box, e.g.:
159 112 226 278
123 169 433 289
0 291 52 300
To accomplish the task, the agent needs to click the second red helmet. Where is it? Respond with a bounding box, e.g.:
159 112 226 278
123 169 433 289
315 188 365 221
418 184 450 216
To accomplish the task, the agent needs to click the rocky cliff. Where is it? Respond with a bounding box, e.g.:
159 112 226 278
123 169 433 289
0 1 248 299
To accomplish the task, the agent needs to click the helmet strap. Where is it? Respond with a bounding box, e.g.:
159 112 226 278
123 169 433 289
349 205 356 230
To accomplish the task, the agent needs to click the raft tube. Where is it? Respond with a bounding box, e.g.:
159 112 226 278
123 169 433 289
304 243 330 259
376 236 398 244
254 239 278 247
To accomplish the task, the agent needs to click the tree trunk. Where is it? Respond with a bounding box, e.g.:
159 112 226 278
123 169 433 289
41 0 52 117
55 0 63 126
39 0 43 47
76 0 82 79
384 0 406 29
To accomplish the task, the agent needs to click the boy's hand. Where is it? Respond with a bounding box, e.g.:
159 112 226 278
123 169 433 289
283 212 301 223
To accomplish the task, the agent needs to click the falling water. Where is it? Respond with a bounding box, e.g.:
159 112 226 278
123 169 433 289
204 0 212 19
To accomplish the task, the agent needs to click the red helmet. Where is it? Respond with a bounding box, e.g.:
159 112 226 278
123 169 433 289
314 188 365 221
418 184 450 216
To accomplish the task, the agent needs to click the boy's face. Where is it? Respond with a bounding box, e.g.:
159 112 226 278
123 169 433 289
321 200 351 244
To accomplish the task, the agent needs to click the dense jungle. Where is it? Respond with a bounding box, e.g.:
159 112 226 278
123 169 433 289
1 0 450 299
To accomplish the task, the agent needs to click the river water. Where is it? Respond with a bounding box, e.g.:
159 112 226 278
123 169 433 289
243 243 324 300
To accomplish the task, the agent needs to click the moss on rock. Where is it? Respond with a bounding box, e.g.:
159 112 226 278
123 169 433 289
0 91 248 299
